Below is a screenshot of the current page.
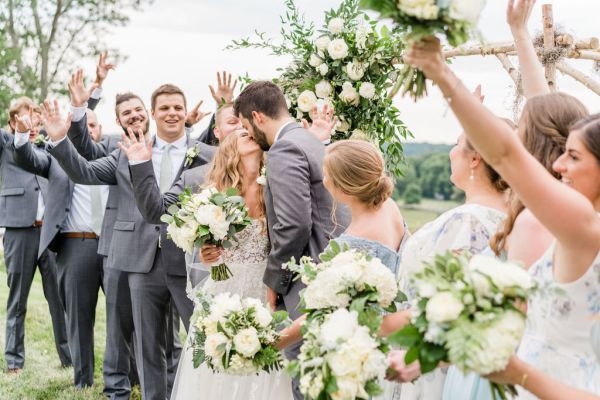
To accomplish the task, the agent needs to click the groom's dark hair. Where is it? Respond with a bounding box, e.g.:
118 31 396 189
234 81 289 120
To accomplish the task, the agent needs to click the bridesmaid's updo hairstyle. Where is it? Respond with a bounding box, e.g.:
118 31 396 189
570 114 600 165
324 140 393 209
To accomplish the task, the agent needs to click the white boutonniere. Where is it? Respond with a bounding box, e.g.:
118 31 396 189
33 134 47 146
256 166 267 186
185 146 200 167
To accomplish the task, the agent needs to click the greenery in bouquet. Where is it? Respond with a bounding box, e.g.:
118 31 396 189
228 0 412 177
191 291 290 375
360 0 486 99
388 252 535 400
160 187 252 281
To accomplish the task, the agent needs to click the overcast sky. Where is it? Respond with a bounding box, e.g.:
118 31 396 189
85 0 600 144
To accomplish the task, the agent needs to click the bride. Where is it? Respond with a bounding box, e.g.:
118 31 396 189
170 127 293 399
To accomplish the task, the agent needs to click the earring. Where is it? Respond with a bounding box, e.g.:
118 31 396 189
469 169 475 181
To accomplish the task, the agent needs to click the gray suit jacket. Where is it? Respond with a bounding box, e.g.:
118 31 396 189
264 123 349 294
0 129 48 228
48 133 215 275
66 114 120 256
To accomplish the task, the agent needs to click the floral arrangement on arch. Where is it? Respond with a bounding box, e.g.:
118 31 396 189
229 0 412 177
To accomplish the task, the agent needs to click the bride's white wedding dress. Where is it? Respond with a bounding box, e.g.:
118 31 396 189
170 219 293 400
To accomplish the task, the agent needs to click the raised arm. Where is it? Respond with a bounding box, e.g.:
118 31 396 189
405 38 600 268
263 141 312 292
11 112 52 177
507 0 550 98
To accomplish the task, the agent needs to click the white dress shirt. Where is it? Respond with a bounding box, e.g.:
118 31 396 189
14 131 45 221
61 184 108 233
151 135 188 188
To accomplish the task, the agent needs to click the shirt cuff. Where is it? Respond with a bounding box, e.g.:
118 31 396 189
48 136 68 147
90 87 103 99
70 104 87 122
322 139 331 145
14 131 30 148
129 160 150 166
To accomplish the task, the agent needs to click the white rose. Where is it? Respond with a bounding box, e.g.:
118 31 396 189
331 378 359 400
362 348 388 380
303 269 350 309
327 38 349 60
211 292 243 321
193 204 219 226
309 53 323 67
339 82 359 106
318 308 359 349
471 272 492 296
345 61 365 81
254 305 273 328
204 332 228 358
328 17 345 34
233 327 262 358
209 220 230 241
426 291 464 323
315 80 333 98
417 281 437 298
359 82 376 99
469 255 534 292
398 0 439 19
449 0 486 24
318 63 329 76
336 120 350 132
297 90 318 113
167 222 196 253
315 35 331 52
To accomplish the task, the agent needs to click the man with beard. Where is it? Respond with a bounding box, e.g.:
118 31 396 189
42 83 214 400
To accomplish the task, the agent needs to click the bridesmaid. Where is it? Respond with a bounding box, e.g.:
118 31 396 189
405 32 600 398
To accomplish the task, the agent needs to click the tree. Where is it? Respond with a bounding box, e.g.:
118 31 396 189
418 153 453 200
1 0 153 126
403 183 422 205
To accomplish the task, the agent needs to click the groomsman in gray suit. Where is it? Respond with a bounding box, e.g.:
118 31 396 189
42 84 215 400
233 81 349 400
1 98 71 373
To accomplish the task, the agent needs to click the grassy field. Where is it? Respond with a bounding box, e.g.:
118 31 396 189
398 198 459 232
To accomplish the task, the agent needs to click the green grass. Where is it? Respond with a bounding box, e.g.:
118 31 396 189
398 198 459 232
0 254 111 400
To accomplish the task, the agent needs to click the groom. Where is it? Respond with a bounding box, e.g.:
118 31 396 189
233 81 349 399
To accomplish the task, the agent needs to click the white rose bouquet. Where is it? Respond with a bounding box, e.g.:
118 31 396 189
389 252 535 400
360 0 486 99
191 291 290 375
228 0 412 177
160 187 252 281
289 308 389 400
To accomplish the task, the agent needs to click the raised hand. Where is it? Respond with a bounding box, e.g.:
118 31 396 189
117 127 152 162
303 103 338 142
41 100 72 142
473 84 485 103
185 100 211 127
95 51 116 86
403 36 446 82
15 110 33 133
68 69 99 107
507 0 536 34
209 71 237 105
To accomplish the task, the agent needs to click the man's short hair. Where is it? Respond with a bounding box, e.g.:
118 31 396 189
233 81 288 120
114 92 146 118
150 84 187 110
8 97 34 131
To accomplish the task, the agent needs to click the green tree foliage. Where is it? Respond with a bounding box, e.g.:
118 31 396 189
403 183 422 205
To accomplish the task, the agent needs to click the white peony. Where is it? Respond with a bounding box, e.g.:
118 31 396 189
355 24 370 50
327 38 349 60
167 221 197 253
398 0 440 20
449 0 486 24
303 268 350 309
209 219 230 241
359 82 376 99
345 61 365 81
468 255 534 292
426 291 464 323
297 90 318 113
254 305 273 328
471 271 492 296
211 292 243 321
328 17 345 34
309 53 323 67
417 281 437 298
358 257 398 307
336 120 350 132
204 332 228 358
315 35 332 52
315 80 333 98
361 347 388 380
233 327 262 358
318 63 329 76
228 354 257 375
318 308 359 349
331 378 359 400
339 82 360 106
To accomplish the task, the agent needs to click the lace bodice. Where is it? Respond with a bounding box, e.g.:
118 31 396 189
185 219 270 303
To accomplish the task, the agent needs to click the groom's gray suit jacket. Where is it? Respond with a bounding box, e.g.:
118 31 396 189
48 133 215 275
264 123 349 295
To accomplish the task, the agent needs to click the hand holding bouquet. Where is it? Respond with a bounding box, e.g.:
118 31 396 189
161 187 252 281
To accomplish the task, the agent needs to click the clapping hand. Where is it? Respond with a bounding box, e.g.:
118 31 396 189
185 100 211 127
117 127 152 162
41 100 72 142
68 69 99 108
95 51 116 87
303 103 338 142
209 71 237 105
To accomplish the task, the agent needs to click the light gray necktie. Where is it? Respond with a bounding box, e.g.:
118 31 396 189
90 186 104 236
159 144 173 193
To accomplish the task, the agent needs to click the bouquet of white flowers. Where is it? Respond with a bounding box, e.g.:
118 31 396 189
160 187 252 281
360 0 486 99
389 252 535 400
290 308 389 400
229 0 411 177
191 291 290 375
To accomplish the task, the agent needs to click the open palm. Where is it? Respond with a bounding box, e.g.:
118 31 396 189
41 100 72 142
117 128 152 161
303 103 337 142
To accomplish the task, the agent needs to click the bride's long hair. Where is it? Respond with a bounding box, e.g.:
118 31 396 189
204 132 266 220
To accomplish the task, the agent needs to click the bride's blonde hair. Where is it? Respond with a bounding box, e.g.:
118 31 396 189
204 133 266 219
